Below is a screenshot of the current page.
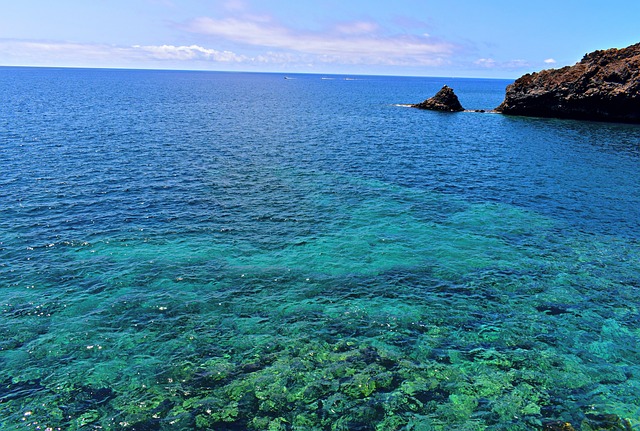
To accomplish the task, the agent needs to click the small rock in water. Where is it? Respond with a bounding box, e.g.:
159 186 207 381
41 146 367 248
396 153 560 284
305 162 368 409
412 85 464 112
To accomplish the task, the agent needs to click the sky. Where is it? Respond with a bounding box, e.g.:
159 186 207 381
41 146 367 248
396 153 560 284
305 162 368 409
0 0 638 78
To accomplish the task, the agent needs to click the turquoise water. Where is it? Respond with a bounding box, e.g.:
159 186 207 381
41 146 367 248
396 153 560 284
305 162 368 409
1 67 639 430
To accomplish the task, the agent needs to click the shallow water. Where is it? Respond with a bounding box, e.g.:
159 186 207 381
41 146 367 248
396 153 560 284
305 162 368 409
1 67 639 430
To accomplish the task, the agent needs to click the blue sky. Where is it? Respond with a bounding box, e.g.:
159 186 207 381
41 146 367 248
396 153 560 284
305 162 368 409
0 0 638 78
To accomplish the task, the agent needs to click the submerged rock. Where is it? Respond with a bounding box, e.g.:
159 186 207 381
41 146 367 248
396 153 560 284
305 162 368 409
413 85 465 112
496 42 640 123
581 413 633 431
542 413 633 431
543 421 576 431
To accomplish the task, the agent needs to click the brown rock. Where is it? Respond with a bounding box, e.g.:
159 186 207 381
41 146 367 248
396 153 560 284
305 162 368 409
496 42 640 123
413 85 464 112
581 413 633 431
543 421 577 431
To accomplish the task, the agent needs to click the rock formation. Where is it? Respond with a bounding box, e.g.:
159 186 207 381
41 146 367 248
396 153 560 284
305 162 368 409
542 413 633 431
496 42 640 123
413 85 464 112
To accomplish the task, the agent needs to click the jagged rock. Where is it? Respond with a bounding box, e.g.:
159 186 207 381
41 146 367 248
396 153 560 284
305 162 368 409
496 42 640 123
413 85 464 112
542 413 633 431
581 413 633 431
543 421 577 431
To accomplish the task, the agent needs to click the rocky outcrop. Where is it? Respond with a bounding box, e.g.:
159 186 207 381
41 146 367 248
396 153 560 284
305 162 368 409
496 42 640 123
543 413 633 431
413 85 464 112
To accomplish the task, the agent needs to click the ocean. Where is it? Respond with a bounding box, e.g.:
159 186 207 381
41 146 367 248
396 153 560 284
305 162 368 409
1 67 639 430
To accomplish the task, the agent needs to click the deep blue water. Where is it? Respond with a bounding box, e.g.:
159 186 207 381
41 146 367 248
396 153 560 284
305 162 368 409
1 67 639 430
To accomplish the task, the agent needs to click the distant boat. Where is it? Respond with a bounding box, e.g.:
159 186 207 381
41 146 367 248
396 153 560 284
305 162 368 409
284 76 293 80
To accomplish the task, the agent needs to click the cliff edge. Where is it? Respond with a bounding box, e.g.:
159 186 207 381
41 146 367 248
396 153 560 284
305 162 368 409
496 43 640 123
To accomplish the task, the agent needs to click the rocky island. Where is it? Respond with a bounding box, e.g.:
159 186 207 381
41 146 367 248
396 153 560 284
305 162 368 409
412 85 465 112
496 42 640 123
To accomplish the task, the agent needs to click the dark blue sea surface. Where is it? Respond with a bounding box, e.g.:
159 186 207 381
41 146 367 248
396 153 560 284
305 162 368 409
1 67 639 430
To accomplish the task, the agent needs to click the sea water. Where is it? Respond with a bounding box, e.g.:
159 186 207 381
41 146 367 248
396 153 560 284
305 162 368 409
1 67 639 430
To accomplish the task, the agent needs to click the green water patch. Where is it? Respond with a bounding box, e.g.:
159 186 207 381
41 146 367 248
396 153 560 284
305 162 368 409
3 269 638 430
71 174 554 280
1 174 639 430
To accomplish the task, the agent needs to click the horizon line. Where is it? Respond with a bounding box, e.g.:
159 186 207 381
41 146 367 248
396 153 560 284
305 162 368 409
0 63 519 81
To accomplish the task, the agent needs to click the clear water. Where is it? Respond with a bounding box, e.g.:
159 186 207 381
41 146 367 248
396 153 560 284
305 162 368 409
1 67 639 431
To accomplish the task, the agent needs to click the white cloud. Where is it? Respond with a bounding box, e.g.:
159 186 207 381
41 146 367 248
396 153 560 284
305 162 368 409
333 21 379 35
474 58 496 68
0 39 130 64
182 16 455 66
505 59 530 68
133 44 246 62
185 17 292 48
1 31 452 71
544 58 557 64
0 39 249 68
474 57 530 69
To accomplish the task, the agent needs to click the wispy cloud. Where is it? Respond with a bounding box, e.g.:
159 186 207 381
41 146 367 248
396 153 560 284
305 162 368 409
474 58 496 68
0 39 248 67
333 21 380 35
1 37 382 69
133 44 246 62
1 4 517 75
0 39 131 63
182 15 455 66
474 57 530 69
544 58 557 64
